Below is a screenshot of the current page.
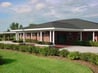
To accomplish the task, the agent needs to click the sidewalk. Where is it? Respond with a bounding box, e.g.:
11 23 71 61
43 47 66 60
61 46 98 53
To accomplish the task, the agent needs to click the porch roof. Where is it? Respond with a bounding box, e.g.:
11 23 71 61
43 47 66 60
0 31 16 34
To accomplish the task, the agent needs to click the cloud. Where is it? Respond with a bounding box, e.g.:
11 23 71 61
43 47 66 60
84 14 98 18
12 5 32 13
0 2 12 8
71 6 87 13
29 0 38 4
35 3 46 10
44 9 64 19
44 9 56 16
89 3 98 7
46 0 62 5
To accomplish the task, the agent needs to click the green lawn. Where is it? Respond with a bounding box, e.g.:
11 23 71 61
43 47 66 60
0 49 93 73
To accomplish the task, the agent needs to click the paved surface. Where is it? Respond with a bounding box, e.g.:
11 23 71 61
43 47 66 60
0 41 19 44
61 46 98 54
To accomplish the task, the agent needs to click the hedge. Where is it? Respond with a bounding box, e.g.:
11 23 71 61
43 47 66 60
67 52 80 60
59 49 69 57
74 41 98 46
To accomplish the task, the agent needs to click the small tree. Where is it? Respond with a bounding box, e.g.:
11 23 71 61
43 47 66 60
10 22 23 30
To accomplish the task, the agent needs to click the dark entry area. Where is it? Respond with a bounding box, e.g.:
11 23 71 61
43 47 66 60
55 31 80 45
55 32 67 44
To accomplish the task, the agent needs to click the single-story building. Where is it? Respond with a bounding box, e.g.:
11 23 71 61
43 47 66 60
1 19 98 45
10 19 98 45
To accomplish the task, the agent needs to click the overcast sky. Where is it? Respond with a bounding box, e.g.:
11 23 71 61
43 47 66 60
0 0 98 31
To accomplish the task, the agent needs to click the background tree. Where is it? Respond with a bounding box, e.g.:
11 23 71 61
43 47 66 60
10 22 23 30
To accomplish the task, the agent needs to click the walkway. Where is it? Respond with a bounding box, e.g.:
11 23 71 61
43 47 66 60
61 46 98 53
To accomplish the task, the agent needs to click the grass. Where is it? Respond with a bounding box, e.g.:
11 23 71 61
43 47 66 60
0 49 93 73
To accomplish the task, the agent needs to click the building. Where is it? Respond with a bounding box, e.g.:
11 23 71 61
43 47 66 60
2 19 98 45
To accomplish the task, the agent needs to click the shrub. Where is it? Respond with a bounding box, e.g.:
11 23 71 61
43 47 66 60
80 53 98 65
68 52 80 60
39 47 59 56
19 45 28 52
49 48 59 56
25 46 33 53
31 46 39 54
59 49 69 57
0 44 5 49
89 41 98 47
5 44 12 49
80 53 92 61
39 47 49 56
94 56 98 65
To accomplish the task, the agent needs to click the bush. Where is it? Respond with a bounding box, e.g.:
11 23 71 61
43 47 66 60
68 52 80 60
59 49 69 57
80 53 98 65
19 45 28 52
5 44 13 49
94 56 98 65
39 47 59 56
80 53 92 61
89 41 98 47
0 44 5 49
48 48 59 56
39 47 49 56
31 46 39 54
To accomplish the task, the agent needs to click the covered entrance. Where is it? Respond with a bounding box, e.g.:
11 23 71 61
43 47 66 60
55 31 67 44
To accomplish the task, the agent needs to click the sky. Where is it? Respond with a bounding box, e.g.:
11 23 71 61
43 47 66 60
0 0 98 31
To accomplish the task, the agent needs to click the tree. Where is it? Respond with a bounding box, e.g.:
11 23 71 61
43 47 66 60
20 25 23 29
10 22 23 30
7 29 10 32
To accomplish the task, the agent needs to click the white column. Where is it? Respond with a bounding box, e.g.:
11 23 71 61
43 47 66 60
23 32 25 42
93 32 95 42
16 32 19 41
50 31 52 42
40 31 42 41
80 32 82 41
31 33 32 39
37 32 39 41
52 31 55 45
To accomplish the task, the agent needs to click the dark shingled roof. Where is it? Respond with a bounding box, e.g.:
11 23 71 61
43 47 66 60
24 19 98 29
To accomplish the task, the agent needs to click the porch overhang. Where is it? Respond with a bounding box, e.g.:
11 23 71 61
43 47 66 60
11 27 98 32
0 31 16 34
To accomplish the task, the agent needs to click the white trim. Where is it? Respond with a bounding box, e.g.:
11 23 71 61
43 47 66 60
11 27 98 32
0 32 16 34
83 29 98 31
11 28 55 32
